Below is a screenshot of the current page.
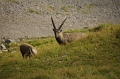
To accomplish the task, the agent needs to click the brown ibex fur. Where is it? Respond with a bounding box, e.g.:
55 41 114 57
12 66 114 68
20 43 37 59
51 17 88 45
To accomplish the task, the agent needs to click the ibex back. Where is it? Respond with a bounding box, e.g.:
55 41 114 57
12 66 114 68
20 43 37 59
51 17 88 45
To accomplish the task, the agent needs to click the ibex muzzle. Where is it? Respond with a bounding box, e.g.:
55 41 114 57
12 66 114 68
51 17 88 45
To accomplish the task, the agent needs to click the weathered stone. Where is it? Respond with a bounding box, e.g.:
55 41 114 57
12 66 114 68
0 44 6 50
5 38 14 44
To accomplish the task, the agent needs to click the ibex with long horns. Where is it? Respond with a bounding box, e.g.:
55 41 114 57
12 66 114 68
51 17 88 45
20 43 37 59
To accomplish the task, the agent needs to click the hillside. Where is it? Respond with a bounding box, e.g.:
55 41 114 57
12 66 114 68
0 24 120 79
0 0 120 39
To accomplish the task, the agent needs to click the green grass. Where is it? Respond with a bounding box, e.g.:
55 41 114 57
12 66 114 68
0 24 120 79
49 5 55 10
61 6 69 12
29 9 35 13
8 0 18 4
28 9 39 14
64 28 89 33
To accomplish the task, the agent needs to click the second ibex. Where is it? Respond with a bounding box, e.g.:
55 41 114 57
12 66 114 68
51 17 88 45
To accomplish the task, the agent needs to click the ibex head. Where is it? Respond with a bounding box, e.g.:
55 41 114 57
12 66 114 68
51 17 88 45
51 17 67 44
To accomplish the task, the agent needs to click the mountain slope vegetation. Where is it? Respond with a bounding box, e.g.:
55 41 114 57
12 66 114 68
0 24 120 79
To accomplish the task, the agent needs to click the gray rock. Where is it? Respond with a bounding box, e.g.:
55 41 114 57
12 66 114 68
0 44 6 50
5 38 14 44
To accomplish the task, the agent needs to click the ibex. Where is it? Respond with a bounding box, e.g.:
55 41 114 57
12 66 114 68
51 17 88 45
20 43 37 59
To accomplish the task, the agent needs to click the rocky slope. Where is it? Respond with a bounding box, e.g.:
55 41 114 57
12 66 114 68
0 0 120 39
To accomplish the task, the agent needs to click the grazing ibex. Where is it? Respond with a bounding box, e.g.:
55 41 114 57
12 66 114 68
51 17 88 45
20 43 37 59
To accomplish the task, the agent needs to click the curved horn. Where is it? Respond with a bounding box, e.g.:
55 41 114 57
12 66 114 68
59 17 67 30
51 17 56 29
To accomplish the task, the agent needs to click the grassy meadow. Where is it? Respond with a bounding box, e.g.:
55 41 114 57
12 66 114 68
0 24 120 79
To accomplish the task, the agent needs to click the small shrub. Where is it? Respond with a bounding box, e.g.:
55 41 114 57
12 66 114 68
50 5 55 10
115 28 120 39
35 11 39 14
89 25 104 32
77 7 81 11
61 6 68 12
67 5 73 8
29 9 35 13
8 0 18 4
